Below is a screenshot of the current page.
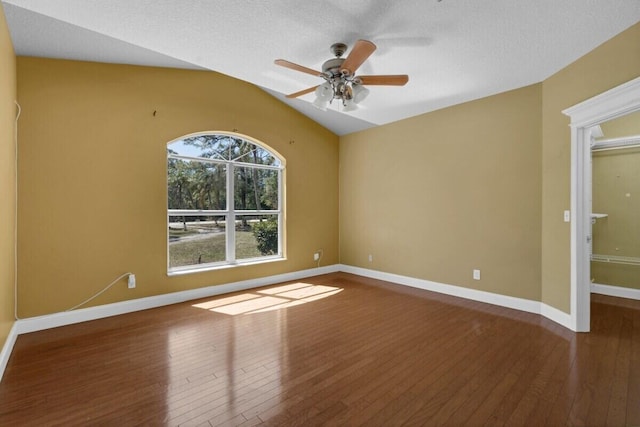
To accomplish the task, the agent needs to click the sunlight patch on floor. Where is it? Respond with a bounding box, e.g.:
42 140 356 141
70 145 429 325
192 282 343 315
192 293 261 310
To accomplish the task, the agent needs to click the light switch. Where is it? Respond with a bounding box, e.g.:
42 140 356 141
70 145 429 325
564 210 570 222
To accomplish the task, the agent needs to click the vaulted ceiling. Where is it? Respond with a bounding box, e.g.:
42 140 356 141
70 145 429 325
3 0 639 135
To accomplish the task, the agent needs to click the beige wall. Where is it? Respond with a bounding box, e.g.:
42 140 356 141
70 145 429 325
340 84 542 301
541 22 640 312
0 4 16 347
340 21 640 312
17 58 339 317
600 110 640 139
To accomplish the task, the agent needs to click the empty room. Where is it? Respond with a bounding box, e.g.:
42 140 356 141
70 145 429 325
1 1 640 425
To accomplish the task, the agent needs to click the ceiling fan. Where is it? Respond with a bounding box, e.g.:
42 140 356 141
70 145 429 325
274 40 409 112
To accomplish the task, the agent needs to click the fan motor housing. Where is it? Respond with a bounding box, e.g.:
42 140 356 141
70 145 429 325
322 58 345 77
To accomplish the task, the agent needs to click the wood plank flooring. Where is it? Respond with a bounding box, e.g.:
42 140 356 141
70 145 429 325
1 272 639 426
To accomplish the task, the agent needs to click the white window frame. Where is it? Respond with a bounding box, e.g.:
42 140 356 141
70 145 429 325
167 132 285 275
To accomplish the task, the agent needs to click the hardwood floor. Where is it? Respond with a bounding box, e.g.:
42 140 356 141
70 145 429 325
1 272 639 426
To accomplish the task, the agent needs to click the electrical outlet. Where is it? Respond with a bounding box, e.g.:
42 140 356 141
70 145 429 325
128 274 136 289
368 254 373 263
314 252 320 261
473 269 481 280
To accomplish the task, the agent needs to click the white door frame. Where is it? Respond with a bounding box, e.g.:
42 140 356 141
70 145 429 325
563 76 640 332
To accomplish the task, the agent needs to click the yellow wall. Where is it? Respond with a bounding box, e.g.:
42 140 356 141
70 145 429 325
0 4 16 346
340 84 542 301
541 22 640 312
17 58 339 317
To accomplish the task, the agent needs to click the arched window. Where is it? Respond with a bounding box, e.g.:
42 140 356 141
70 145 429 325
167 132 284 273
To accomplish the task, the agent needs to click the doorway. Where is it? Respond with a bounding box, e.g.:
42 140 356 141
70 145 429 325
563 76 640 332
591 116 640 300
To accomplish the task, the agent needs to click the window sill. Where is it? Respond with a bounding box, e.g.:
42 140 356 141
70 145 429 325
167 256 286 277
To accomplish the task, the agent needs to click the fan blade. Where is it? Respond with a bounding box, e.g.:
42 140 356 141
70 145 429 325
340 40 376 75
358 75 409 86
274 59 322 77
286 86 319 99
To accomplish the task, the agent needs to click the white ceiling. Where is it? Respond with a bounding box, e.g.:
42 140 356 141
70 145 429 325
2 0 640 135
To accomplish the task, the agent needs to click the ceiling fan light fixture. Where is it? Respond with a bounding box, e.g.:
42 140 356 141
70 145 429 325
275 40 408 114
315 82 333 100
342 84 353 101
352 84 370 104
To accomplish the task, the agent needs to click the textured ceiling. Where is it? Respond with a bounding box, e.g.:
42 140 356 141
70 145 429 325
3 0 640 135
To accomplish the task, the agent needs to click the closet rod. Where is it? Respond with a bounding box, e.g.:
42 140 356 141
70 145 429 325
592 143 640 152
591 254 640 266
592 134 640 151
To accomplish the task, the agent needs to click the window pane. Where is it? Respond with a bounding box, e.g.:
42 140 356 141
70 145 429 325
168 133 284 273
169 136 281 167
234 167 279 210
233 145 280 166
235 215 279 260
169 135 240 160
168 159 226 210
169 215 226 268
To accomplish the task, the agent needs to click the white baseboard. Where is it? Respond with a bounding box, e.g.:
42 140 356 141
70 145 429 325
339 264 541 313
540 302 573 330
0 323 18 382
339 264 573 330
15 264 340 335
591 283 640 300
